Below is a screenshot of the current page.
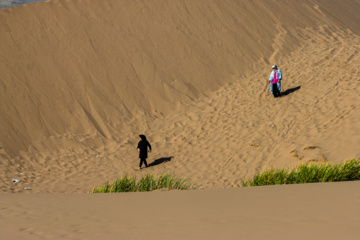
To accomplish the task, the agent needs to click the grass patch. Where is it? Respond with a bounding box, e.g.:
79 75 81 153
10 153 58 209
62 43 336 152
93 174 193 193
242 158 360 187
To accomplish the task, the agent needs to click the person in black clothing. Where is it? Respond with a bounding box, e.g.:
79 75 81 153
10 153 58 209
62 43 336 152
137 135 152 169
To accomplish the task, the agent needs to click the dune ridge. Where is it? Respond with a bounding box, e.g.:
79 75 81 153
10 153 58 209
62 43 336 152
0 0 360 193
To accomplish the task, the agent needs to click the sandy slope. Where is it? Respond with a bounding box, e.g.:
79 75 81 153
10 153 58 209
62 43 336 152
0 0 360 194
1 0 359 193
1 0 360 239
1 181 360 240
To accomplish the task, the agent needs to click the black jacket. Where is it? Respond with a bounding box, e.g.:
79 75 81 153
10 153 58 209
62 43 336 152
137 140 151 158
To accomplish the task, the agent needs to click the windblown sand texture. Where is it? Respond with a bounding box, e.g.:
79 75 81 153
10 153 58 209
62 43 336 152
1 0 360 192
1 0 360 239
1 181 360 240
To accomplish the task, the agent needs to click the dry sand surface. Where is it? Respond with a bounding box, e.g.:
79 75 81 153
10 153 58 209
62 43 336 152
0 0 360 238
0 0 359 193
1 181 360 240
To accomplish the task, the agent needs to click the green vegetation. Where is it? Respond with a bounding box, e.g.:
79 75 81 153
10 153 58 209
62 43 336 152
93 174 193 193
93 159 360 192
242 158 360 187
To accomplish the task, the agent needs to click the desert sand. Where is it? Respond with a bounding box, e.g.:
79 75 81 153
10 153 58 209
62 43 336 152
1 181 360 240
0 0 360 239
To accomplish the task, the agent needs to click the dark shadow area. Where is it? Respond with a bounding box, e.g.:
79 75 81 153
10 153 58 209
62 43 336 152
0 0 46 10
149 156 173 167
281 86 301 96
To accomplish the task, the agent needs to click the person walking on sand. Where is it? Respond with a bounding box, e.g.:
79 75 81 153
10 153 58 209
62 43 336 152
269 65 282 98
137 135 152 170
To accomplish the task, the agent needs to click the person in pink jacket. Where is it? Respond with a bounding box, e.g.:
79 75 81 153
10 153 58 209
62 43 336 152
269 65 282 98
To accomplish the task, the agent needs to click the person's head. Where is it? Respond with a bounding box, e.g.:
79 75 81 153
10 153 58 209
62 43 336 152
272 65 278 70
139 135 147 141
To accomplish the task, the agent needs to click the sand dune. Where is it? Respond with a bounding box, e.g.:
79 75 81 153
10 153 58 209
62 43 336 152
1 0 359 193
1 181 360 240
1 0 360 239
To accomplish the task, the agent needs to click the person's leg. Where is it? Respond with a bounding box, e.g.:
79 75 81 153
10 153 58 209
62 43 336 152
272 83 278 97
277 82 281 95
270 83 273 94
139 158 143 168
143 158 148 168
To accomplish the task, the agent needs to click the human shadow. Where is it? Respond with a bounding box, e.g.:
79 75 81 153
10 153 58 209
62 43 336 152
149 156 173 167
281 86 301 96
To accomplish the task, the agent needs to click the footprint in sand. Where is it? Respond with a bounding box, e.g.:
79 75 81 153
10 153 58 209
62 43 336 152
290 145 326 163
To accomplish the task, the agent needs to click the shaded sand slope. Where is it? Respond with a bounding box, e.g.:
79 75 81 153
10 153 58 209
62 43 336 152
0 0 360 192
1 181 360 240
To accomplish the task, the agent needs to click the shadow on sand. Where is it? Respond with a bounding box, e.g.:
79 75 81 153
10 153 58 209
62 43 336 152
149 157 173 167
282 86 301 96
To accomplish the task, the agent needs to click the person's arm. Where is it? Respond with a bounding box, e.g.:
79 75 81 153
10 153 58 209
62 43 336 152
278 70 282 82
148 142 152 152
269 72 273 82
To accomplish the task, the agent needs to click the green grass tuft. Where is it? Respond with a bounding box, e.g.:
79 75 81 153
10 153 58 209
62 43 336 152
93 174 193 193
242 158 360 187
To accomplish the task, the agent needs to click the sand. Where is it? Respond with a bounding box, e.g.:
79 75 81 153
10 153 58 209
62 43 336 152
1 181 360 240
1 0 359 193
0 0 360 238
